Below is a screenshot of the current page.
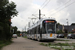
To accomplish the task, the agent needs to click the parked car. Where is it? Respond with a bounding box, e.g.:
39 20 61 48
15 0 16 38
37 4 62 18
67 34 75 39
57 34 64 38
12 34 17 38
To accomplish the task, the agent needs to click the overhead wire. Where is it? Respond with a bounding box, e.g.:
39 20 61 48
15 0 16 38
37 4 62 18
45 0 71 17
40 0 48 8
51 0 71 12
32 0 49 14
39 0 71 18
40 0 71 18
40 0 51 18
29 0 49 24
41 0 51 9
29 0 71 18
28 0 75 28
30 0 51 21
49 0 75 16
32 0 51 19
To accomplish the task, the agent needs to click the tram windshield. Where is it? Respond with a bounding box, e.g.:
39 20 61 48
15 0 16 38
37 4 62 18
43 20 56 33
46 22 55 33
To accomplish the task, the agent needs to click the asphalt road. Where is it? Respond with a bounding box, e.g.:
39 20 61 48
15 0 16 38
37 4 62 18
2 37 55 50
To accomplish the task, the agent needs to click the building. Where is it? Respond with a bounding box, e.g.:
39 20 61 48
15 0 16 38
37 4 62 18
57 24 75 33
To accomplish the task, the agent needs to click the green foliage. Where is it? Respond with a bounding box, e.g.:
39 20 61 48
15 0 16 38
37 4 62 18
71 23 75 26
56 39 69 41
0 1 18 22
5 1 18 17
0 40 12 49
0 0 9 8
57 23 61 25
0 25 4 40
40 42 74 50
11 26 18 37
12 26 17 34
24 36 27 38
0 0 18 41
57 30 64 34
48 42 51 45
55 43 69 46
56 23 61 28
40 43 45 45
17 31 20 36
40 43 49 46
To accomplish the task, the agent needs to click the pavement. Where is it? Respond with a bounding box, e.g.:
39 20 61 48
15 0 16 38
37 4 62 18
2 37 56 50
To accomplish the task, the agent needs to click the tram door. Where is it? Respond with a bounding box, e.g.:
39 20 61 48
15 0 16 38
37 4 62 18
39 25 42 39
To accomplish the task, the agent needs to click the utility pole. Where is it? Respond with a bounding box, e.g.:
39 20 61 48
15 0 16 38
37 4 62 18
28 22 30 28
66 19 69 34
32 9 45 20
29 9 44 26
25 26 26 31
39 9 41 20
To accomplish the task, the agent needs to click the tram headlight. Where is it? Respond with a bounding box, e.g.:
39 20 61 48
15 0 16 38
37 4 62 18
44 34 47 36
55 34 57 36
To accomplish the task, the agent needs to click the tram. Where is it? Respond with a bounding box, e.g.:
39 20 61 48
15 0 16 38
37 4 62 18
27 18 57 41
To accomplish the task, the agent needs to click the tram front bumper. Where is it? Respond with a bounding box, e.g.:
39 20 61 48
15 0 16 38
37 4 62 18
41 37 56 40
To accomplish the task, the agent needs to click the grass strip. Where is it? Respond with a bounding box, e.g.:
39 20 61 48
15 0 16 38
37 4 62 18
0 41 12 50
40 42 75 50
56 39 69 41
23 36 27 38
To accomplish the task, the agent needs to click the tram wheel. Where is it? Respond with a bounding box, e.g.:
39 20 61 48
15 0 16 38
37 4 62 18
37 37 41 42
32 37 34 40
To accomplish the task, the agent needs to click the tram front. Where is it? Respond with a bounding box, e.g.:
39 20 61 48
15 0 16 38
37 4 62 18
42 20 57 41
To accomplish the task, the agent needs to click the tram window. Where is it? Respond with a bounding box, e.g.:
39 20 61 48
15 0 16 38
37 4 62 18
33 29 34 34
40 28 42 34
30 30 31 34
42 27 46 34
42 22 46 34
29 30 30 34
34 27 36 34
46 23 55 33
35 27 37 34
32 28 34 34
37 25 40 34
36 27 38 34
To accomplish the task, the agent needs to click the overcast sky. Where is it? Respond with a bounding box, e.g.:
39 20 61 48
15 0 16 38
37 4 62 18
9 0 75 31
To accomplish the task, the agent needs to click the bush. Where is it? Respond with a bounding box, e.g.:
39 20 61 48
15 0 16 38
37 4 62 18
0 40 12 49
57 30 64 34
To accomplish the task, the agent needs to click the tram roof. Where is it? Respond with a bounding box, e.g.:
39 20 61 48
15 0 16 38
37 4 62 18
27 18 56 30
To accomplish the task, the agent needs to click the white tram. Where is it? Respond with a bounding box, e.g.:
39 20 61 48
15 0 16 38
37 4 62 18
27 18 57 41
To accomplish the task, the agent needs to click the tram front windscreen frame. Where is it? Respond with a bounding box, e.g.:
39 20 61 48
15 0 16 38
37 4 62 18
43 20 56 33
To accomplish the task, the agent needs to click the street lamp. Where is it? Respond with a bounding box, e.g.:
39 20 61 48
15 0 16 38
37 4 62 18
66 19 69 26
66 19 69 33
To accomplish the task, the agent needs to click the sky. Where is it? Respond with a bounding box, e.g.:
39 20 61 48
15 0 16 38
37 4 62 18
9 0 75 31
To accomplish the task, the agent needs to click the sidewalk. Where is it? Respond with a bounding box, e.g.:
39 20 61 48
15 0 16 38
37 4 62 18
2 37 56 50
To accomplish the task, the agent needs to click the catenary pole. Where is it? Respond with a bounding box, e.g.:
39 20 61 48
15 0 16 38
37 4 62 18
39 9 41 20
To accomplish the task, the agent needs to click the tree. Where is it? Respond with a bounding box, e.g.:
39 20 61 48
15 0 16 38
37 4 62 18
13 26 18 34
57 30 64 34
0 0 18 41
0 1 18 22
56 23 62 28
71 23 75 26
0 0 8 8
17 31 21 36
